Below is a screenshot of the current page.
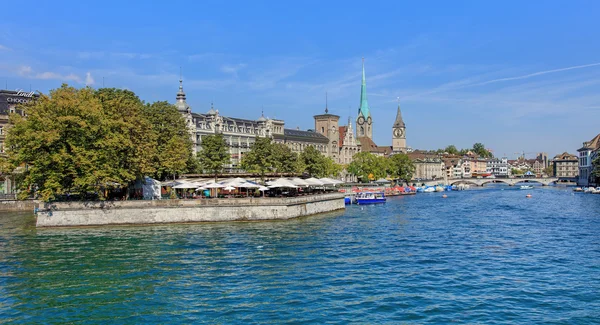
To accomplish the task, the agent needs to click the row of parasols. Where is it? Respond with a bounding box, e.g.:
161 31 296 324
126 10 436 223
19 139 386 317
163 177 344 192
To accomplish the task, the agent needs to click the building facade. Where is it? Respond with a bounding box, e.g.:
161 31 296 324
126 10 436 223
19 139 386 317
486 158 510 177
577 133 600 186
1 89 40 194
552 152 578 180
408 151 444 181
175 80 329 172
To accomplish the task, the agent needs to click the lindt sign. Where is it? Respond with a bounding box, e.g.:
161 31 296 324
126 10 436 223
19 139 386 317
15 89 36 98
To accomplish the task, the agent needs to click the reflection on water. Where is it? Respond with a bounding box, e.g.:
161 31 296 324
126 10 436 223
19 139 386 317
1 187 600 323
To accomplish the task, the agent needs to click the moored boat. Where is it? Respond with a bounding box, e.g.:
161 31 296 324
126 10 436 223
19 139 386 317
520 185 534 190
356 192 386 205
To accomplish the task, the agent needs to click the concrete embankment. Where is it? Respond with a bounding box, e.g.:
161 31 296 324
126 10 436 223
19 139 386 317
35 193 345 227
0 200 36 212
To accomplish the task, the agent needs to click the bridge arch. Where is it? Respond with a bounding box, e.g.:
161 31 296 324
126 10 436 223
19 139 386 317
450 180 480 186
480 179 511 186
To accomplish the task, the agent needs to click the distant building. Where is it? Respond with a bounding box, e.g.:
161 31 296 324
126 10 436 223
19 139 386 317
1 89 40 195
408 151 444 181
577 133 600 186
487 157 510 177
552 152 578 180
175 79 329 172
536 152 549 169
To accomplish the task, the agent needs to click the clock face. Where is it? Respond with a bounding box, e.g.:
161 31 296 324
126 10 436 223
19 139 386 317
358 116 365 125
367 117 372 125
394 128 404 138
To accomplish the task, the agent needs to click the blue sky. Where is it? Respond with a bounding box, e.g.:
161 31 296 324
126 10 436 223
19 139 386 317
1 0 599 158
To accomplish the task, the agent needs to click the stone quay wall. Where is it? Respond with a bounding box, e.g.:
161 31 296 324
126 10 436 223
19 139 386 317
35 193 345 227
0 200 36 212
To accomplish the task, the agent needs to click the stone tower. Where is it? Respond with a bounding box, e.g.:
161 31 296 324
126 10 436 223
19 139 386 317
356 58 373 139
174 77 197 154
392 99 407 153
314 93 340 160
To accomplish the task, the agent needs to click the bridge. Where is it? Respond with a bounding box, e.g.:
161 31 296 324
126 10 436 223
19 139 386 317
419 177 559 187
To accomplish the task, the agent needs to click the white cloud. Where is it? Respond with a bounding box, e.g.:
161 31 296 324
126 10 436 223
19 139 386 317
18 65 32 76
221 63 247 76
34 72 82 83
0 44 11 51
469 62 600 87
85 72 94 86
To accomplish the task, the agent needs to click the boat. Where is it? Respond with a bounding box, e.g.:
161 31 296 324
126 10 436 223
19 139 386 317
423 187 435 193
520 185 533 190
355 192 386 205
573 187 583 192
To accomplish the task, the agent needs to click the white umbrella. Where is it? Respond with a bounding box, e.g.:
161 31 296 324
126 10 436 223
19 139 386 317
204 182 226 189
258 186 269 191
318 178 337 185
172 182 200 189
238 181 261 188
290 178 310 187
267 178 298 188
305 177 325 186
223 186 236 191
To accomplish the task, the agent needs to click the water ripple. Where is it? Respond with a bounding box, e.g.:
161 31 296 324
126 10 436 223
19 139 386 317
1 187 600 324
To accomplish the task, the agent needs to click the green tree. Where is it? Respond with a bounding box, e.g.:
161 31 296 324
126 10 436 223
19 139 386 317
543 165 554 176
511 168 524 175
388 153 415 185
347 152 387 182
445 145 459 155
472 143 492 158
240 137 274 180
6 85 155 201
197 134 230 180
142 101 194 180
299 146 326 177
271 143 298 174
592 155 600 183
322 157 343 178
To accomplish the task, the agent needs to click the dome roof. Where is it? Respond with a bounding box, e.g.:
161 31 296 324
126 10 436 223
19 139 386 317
207 102 216 115
257 115 267 122
175 79 190 113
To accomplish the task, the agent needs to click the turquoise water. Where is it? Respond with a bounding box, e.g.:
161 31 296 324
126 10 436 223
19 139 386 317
1 187 600 324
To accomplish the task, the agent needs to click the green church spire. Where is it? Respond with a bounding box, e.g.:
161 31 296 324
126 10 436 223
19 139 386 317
359 58 370 118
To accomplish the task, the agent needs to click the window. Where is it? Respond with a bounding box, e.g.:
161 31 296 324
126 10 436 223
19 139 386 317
321 127 324 133
0 126 3 135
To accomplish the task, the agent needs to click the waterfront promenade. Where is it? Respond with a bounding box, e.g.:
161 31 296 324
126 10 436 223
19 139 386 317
35 193 345 227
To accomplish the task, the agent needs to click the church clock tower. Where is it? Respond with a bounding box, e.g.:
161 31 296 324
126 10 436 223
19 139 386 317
356 58 373 139
392 98 407 153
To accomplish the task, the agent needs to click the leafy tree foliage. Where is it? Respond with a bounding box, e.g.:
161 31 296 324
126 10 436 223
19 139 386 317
472 142 493 158
240 137 274 180
6 85 155 201
299 146 326 177
197 134 230 180
271 143 299 174
444 145 459 155
543 165 554 176
592 155 600 182
142 101 194 180
387 153 415 184
347 152 388 181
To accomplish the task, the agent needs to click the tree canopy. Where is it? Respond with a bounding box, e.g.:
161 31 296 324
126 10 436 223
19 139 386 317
197 134 230 180
347 152 388 181
4 85 197 201
142 101 196 180
388 153 415 184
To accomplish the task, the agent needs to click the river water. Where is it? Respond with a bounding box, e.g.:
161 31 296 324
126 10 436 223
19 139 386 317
1 186 599 324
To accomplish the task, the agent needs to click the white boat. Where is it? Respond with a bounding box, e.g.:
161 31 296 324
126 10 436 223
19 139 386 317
435 186 444 192
423 187 435 193
520 185 533 190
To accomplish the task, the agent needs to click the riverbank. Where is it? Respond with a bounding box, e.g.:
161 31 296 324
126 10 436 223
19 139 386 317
0 199 35 212
35 193 345 227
